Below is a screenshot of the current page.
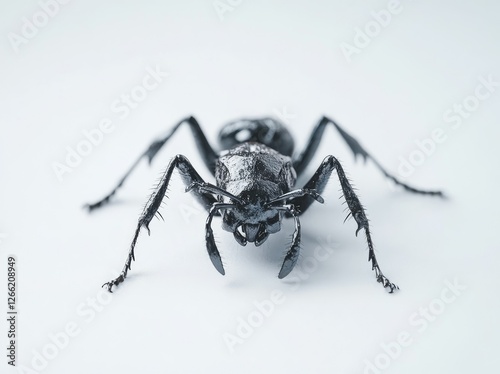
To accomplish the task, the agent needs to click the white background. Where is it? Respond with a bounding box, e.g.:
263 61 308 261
1 0 499 373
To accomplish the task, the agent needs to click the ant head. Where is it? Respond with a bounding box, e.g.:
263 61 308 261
219 184 285 246
221 206 282 247
215 180 323 247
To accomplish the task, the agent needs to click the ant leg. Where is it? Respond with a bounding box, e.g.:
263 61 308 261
289 156 399 293
205 203 237 276
85 116 218 212
102 155 217 292
293 116 443 197
276 206 302 279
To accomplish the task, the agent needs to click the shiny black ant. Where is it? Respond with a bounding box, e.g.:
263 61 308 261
86 116 443 293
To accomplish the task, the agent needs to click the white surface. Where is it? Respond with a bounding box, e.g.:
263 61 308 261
1 1 499 373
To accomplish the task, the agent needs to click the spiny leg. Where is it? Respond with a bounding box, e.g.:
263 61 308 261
277 206 302 279
86 116 218 212
293 116 443 197
290 156 398 292
102 155 217 292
